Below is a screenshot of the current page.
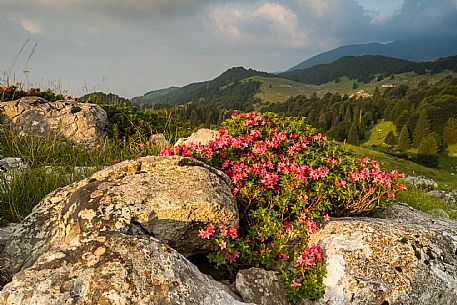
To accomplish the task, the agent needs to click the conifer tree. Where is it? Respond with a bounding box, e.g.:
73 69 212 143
347 122 359 145
412 111 431 147
443 117 457 145
384 131 397 146
417 133 440 167
397 124 411 151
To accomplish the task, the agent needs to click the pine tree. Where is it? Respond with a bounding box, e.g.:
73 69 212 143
417 133 440 167
394 110 409 131
443 117 457 145
412 111 431 147
347 122 359 145
384 131 397 146
397 124 411 151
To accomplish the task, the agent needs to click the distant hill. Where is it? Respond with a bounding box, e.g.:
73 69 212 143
279 55 457 85
79 92 129 106
131 67 272 109
288 35 457 71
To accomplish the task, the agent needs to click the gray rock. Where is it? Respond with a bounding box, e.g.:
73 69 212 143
175 128 217 146
427 190 457 206
0 156 238 275
0 233 251 305
151 133 169 147
0 96 107 146
0 157 28 187
235 268 289 305
404 176 438 190
310 203 457 305
233 204 457 305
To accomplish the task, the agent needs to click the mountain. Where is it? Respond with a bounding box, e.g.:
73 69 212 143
279 55 457 85
131 67 272 109
288 35 457 71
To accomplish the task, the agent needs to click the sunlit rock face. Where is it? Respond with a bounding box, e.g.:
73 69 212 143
0 96 107 146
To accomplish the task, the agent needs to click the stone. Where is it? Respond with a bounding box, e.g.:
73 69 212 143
0 156 238 276
151 133 169 147
308 203 457 305
0 157 28 187
235 268 289 305
427 190 457 206
0 233 252 305
0 96 107 146
404 176 438 190
175 128 217 146
232 204 457 305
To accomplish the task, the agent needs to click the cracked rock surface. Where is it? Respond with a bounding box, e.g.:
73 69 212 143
0 96 107 146
0 156 241 304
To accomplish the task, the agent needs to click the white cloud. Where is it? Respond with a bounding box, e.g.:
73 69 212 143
20 19 44 34
209 2 308 48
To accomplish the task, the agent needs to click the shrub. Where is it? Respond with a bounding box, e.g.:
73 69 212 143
0 86 65 102
161 112 406 303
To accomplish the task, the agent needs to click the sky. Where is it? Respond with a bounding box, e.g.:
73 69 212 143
0 0 456 98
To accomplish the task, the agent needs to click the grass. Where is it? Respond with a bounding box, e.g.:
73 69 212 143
0 127 164 226
361 120 397 148
247 71 457 105
397 187 457 219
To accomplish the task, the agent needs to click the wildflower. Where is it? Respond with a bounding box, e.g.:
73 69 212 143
323 213 330 222
229 226 238 239
291 281 302 288
219 240 227 250
220 224 228 236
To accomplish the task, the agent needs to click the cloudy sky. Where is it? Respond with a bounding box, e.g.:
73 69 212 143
0 0 456 98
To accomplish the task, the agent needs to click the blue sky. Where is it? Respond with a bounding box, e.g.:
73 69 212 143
0 0 456 98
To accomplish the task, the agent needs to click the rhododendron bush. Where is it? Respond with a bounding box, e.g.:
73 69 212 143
161 112 406 303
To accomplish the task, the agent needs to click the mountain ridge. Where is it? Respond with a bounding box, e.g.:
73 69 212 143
288 35 457 71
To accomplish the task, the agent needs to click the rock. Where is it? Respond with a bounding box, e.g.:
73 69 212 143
0 233 251 305
427 190 457 206
0 156 238 275
0 96 107 146
235 268 289 305
0 157 28 187
175 128 217 146
309 203 457 305
233 204 457 305
404 176 438 190
151 133 169 147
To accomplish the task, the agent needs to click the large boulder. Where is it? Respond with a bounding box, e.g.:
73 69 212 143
0 96 107 146
0 232 250 304
233 204 457 305
0 156 238 276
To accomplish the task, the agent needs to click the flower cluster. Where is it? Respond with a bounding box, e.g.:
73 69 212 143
161 112 406 302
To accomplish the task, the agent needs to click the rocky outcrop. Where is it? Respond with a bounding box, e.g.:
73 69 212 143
404 176 438 190
232 204 457 305
0 156 238 276
175 128 217 146
0 233 249 305
0 96 107 146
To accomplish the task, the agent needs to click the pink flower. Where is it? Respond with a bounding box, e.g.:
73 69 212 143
198 223 215 239
219 240 227 250
323 213 330 222
388 192 395 199
220 224 228 236
229 226 238 239
291 281 302 288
